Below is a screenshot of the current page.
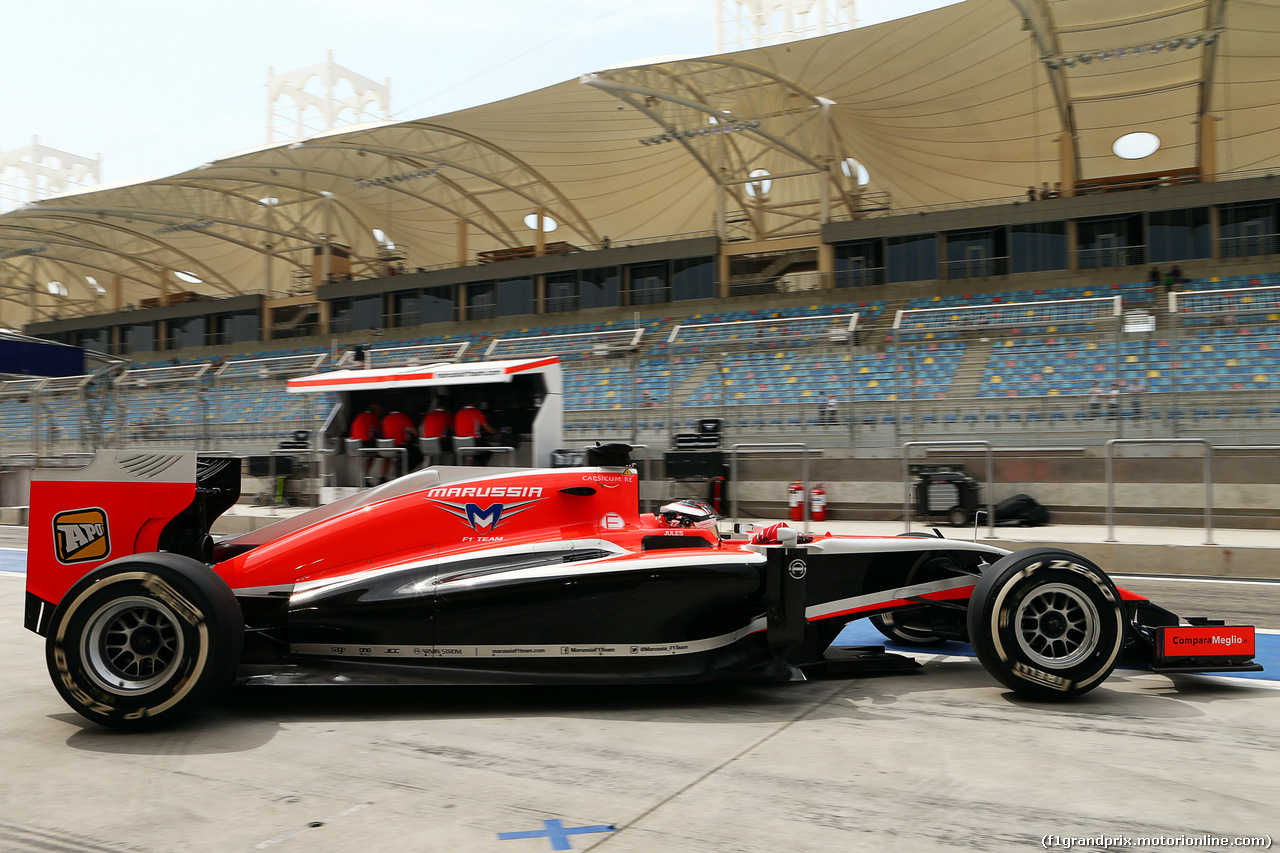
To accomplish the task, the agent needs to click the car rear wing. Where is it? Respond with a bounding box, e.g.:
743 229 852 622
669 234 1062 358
25 451 240 635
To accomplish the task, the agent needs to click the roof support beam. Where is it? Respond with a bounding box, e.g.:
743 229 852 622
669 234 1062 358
1008 0 1080 191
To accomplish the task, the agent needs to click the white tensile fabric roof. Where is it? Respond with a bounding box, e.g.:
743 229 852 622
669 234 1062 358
1 0 1274 328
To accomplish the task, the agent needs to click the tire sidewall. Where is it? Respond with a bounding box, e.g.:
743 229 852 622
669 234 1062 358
968 548 1124 699
47 556 242 729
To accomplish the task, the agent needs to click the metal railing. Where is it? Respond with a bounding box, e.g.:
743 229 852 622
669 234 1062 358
1105 438 1213 544
729 442 814 533
901 441 995 538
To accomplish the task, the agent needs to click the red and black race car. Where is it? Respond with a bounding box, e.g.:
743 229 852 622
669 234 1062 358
24 444 1261 729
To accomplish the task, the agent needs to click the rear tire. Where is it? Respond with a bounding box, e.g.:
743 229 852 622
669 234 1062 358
46 554 242 730
966 548 1124 700
947 506 968 527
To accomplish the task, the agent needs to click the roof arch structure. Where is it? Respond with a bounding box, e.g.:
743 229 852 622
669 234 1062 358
2 0 1278 329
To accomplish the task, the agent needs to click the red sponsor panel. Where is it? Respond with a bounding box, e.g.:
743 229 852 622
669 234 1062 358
1160 625 1255 659
220 469 644 591
26 479 195 605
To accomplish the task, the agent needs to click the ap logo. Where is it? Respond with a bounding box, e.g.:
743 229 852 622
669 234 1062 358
53 508 111 564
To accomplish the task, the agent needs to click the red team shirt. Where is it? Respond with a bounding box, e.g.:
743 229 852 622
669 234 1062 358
420 408 451 438
453 406 489 438
349 411 379 441
380 411 414 446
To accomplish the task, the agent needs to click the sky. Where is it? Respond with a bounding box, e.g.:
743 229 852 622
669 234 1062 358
1 0 958 188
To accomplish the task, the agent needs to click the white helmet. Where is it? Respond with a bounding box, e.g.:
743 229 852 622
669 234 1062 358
657 499 719 529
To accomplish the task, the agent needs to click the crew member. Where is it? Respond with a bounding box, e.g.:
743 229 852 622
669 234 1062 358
349 403 383 483
380 409 420 475
454 397 497 465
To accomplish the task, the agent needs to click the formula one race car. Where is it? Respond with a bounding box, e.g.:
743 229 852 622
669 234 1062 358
24 445 1262 729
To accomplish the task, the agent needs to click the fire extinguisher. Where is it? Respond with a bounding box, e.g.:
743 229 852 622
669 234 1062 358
788 480 805 522
707 476 727 514
810 483 827 522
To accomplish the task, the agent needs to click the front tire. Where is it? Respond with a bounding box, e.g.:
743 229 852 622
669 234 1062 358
966 548 1124 700
46 554 243 730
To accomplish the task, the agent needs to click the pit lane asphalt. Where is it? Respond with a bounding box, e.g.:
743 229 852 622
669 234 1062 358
3 527 1278 853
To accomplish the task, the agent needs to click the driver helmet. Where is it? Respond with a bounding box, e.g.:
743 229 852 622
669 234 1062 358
657 498 719 529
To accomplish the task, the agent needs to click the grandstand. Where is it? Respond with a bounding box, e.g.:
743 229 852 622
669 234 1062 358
1 0 1280 468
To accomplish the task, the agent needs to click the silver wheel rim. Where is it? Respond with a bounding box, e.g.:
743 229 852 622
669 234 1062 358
82 596 185 694
1014 583 1099 669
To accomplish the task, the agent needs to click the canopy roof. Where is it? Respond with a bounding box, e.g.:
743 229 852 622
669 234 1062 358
2 0 1274 328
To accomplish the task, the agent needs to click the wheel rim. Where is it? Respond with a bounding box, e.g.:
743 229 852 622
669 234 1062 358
1013 583 1100 669
81 596 185 693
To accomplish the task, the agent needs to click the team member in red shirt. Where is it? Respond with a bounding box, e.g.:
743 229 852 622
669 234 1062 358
349 404 383 483
420 399 452 440
453 398 497 465
380 409 420 474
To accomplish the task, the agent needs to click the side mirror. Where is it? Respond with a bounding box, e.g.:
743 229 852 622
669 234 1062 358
733 523 756 534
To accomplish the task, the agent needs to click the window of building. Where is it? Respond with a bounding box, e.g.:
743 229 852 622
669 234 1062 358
546 272 579 313
496 276 534 317
1076 214 1144 268
329 297 382 334
886 234 938 283
835 240 884 287
169 316 207 350
468 281 496 320
1147 207 1210 263
628 262 670 305
672 257 715 301
1219 201 1278 258
944 229 1007 279
1010 221 1068 273
391 289 420 328
421 285 456 324
76 329 110 353
580 267 620 310
121 322 157 355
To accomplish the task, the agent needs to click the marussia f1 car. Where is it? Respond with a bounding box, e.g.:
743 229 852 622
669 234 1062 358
24 444 1261 730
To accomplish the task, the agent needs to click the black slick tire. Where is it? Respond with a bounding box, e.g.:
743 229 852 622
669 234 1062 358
966 547 1124 700
45 553 243 730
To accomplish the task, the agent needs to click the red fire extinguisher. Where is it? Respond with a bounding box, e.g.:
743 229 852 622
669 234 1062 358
788 480 805 522
707 476 727 514
810 483 827 522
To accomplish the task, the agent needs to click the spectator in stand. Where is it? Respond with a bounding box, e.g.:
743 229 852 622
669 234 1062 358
1027 186 1036 201
1107 383 1122 420
825 393 840 425
1088 382 1104 419
1170 264 1183 285
349 403 383 484
380 409 420 475
1127 379 1145 417
816 391 829 423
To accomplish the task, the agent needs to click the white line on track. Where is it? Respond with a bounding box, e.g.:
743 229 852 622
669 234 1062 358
1113 574 1280 587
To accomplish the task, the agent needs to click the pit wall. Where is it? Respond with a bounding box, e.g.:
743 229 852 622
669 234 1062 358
675 446 1280 530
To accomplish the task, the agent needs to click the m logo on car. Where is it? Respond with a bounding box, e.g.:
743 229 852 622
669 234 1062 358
430 496 544 531
53 508 111 564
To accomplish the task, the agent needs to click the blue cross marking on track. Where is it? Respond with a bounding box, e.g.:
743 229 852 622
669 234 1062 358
497 819 616 850
0 548 26 576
